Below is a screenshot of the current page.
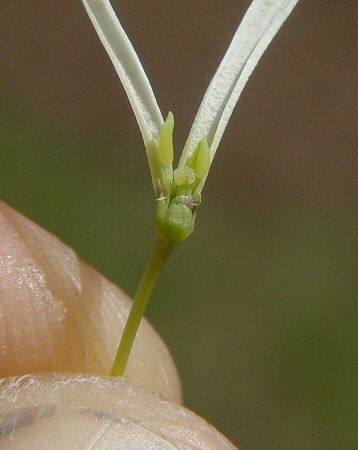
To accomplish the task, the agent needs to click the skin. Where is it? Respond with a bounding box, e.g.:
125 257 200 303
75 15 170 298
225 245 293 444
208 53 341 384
0 201 237 449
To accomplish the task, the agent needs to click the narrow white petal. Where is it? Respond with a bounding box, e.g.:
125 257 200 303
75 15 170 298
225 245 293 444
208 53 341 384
179 0 299 167
82 0 163 146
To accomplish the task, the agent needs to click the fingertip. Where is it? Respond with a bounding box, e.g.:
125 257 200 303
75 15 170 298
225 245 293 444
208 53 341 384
0 374 237 449
0 202 181 402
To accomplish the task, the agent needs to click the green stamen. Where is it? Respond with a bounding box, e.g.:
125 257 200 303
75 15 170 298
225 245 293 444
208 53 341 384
158 112 174 167
194 138 210 179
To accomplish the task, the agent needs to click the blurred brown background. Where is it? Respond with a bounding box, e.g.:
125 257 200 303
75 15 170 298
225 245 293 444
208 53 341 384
1 1 358 448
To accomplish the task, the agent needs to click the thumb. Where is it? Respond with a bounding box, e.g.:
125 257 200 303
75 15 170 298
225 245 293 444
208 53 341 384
0 374 237 449
0 201 180 402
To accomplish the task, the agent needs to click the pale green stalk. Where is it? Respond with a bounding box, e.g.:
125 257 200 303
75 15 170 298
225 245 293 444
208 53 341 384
111 238 175 376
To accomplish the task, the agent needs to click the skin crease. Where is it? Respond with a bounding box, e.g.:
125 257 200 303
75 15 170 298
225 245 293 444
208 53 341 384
0 201 237 449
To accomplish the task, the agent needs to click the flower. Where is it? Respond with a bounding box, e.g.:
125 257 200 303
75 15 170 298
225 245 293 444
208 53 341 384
81 0 299 244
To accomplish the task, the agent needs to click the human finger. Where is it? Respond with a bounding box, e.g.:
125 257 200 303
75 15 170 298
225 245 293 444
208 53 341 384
0 374 237 449
0 201 181 402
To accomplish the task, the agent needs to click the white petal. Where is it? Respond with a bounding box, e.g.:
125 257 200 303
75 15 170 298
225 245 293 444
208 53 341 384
82 0 163 146
179 0 299 167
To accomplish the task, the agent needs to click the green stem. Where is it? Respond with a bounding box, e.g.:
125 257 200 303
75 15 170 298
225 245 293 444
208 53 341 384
111 237 176 376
